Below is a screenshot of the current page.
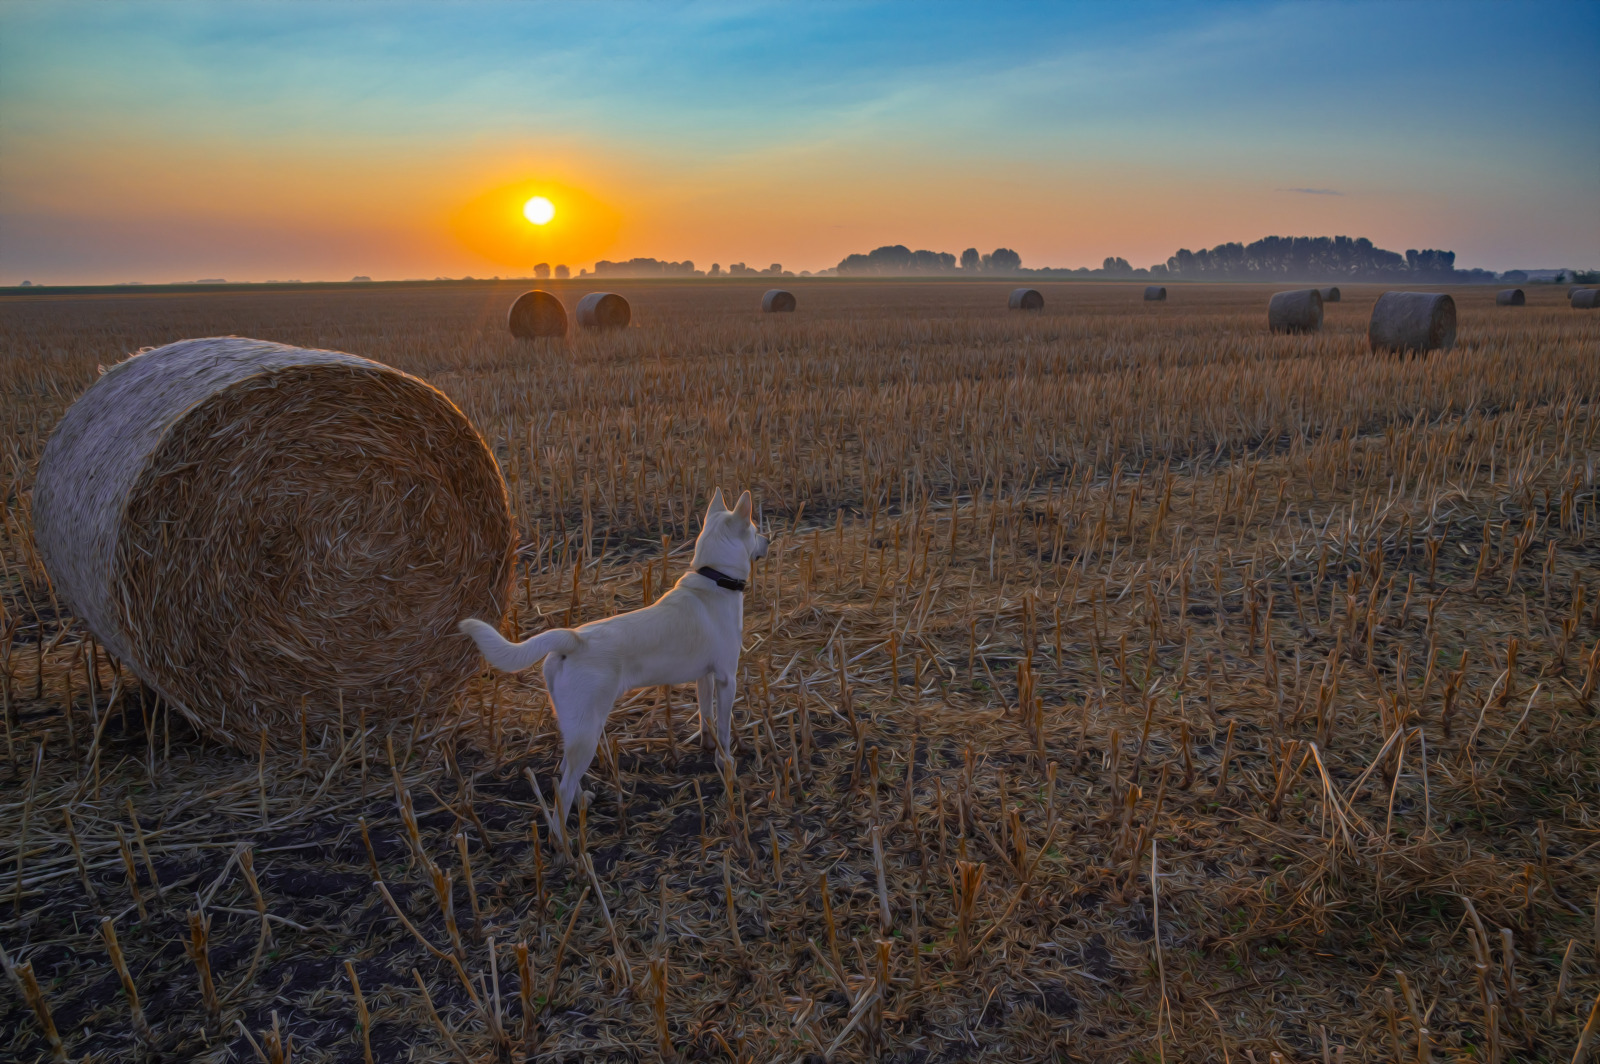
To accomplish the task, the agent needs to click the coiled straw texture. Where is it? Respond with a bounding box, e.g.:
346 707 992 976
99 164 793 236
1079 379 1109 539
32 337 515 749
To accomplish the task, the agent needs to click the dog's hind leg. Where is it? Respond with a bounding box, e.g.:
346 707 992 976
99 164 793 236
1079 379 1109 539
696 674 716 751
550 674 618 839
714 669 737 761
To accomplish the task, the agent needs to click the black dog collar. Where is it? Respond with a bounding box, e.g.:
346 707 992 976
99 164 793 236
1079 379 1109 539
697 566 747 592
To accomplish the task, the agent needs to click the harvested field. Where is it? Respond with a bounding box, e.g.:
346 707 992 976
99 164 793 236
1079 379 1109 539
2 279 1598 1063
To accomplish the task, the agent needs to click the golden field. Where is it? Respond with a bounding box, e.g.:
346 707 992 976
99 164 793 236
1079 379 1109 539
1 279 1598 1063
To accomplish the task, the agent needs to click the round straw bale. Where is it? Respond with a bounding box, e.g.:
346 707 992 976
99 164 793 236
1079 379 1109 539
507 289 567 338
1144 286 1167 301
1007 288 1044 311
761 289 797 313
1495 288 1526 306
1268 288 1324 334
32 337 515 749
1318 287 1341 303
1368 292 1456 353
576 292 630 330
1573 289 1600 309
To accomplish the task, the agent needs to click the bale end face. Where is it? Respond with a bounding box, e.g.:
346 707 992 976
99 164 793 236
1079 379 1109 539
1008 288 1044 311
1573 289 1600 309
1495 288 1526 306
1368 292 1456 353
1143 286 1167 301
32 337 516 750
1268 289 1324 334
576 292 631 330
761 289 797 313
1318 287 1342 303
508 290 568 338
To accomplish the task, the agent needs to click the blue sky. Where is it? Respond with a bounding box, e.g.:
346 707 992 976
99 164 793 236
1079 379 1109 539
1 1 1595 283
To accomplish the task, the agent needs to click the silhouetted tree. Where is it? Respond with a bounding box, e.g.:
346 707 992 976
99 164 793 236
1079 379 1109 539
554 265 570 279
534 263 551 279
960 248 981 271
836 245 957 274
987 248 1022 272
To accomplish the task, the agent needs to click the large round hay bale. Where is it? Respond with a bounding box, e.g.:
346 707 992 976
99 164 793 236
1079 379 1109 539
1495 288 1526 306
1268 289 1324 334
1573 289 1600 309
1368 292 1456 353
576 292 630 330
507 289 567 338
1144 286 1167 301
1318 287 1341 303
761 289 797 313
32 337 515 749
1008 288 1043 311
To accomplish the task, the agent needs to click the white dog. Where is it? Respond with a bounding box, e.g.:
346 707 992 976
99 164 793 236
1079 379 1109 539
459 488 768 838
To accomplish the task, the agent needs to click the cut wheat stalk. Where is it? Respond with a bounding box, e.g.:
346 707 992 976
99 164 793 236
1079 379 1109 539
99 916 153 1044
185 908 222 1023
413 966 473 1064
343 959 375 1064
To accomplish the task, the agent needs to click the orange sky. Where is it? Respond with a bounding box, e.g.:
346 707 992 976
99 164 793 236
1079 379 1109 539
2 2 1594 283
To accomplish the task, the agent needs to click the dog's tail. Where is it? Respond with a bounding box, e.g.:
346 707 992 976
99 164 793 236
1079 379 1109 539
458 618 582 673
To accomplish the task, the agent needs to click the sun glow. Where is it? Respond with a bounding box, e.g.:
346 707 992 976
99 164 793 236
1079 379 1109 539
452 180 619 268
523 196 555 225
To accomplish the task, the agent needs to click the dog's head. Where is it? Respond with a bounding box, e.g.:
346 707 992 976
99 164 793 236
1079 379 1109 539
696 488 769 573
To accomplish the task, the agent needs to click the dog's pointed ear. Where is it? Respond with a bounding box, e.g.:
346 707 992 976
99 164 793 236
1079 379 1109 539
707 487 727 515
733 490 753 520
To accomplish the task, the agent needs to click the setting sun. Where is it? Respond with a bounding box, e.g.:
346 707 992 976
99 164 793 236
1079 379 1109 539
523 196 555 225
452 180 619 269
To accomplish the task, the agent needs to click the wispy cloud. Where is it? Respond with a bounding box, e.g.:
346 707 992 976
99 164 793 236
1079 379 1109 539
1278 187 1343 195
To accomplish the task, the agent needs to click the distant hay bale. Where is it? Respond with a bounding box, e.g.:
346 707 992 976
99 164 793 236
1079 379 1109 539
1268 289 1324 334
1368 292 1456 353
1144 286 1167 301
32 337 515 750
576 292 631 330
1318 287 1341 303
1495 288 1526 306
507 289 568 338
1008 288 1044 311
1573 289 1600 309
762 289 797 313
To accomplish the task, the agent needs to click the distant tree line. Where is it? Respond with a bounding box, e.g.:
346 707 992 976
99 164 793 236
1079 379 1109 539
564 235 1546 282
835 245 1021 275
709 262 791 277
827 236 1510 281
1153 236 1496 283
591 258 699 277
581 259 799 278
